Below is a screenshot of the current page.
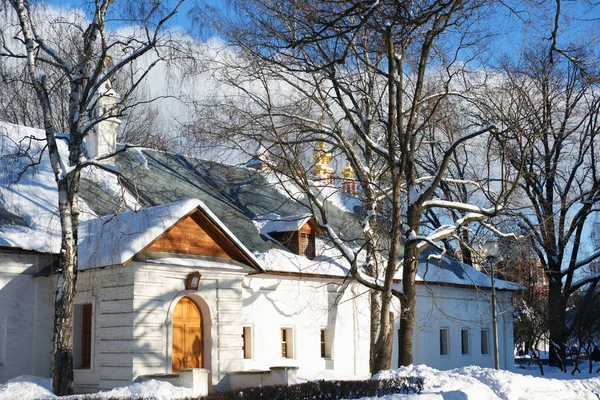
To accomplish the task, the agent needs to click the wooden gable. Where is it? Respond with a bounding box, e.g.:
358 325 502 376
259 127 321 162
269 217 322 260
142 209 259 269
303 217 324 235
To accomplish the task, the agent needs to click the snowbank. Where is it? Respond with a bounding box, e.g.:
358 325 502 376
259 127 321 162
71 379 193 400
370 364 600 400
0 376 54 400
2 365 599 399
0 377 192 400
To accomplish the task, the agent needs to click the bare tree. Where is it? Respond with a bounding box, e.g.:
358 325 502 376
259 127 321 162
0 6 184 152
191 0 519 372
491 223 548 374
567 289 600 374
514 293 548 375
482 37 600 369
1 0 185 394
482 0 600 369
0 60 44 126
505 240 548 374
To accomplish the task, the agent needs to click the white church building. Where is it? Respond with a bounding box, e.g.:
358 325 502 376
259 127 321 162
0 88 518 394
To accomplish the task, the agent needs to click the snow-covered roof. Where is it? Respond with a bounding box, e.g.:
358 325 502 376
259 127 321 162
245 158 262 168
0 120 518 290
256 244 519 290
0 122 63 253
256 240 351 277
79 198 262 270
0 121 139 254
411 248 521 290
254 213 314 235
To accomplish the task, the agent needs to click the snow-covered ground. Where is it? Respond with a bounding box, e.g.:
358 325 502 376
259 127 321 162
1 364 599 400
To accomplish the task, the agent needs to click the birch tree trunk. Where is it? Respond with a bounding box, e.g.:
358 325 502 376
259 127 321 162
10 0 78 393
7 0 186 393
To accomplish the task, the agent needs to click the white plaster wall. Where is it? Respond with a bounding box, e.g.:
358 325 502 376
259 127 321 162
241 275 371 378
0 251 53 383
0 249 517 394
129 260 249 392
72 258 265 393
0 248 518 394
73 265 135 392
391 284 515 371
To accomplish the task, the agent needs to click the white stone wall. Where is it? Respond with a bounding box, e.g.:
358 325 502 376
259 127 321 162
72 264 135 392
129 260 248 392
73 259 250 392
241 275 371 378
0 251 54 383
391 284 515 371
240 275 515 378
0 251 515 392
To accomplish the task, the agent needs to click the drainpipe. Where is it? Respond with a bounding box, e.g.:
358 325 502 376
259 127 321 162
351 283 358 375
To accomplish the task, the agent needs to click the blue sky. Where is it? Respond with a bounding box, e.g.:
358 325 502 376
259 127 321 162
44 0 228 33
42 0 600 64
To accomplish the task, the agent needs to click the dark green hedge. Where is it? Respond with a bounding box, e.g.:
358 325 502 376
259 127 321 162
75 376 424 399
198 376 424 400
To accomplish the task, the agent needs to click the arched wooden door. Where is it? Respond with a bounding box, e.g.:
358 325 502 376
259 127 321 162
172 297 203 372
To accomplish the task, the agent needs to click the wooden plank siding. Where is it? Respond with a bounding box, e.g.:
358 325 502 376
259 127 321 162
270 223 317 260
144 211 253 266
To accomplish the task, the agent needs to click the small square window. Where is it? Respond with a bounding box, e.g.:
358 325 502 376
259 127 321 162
481 329 490 355
461 329 470 355
440 328 449 355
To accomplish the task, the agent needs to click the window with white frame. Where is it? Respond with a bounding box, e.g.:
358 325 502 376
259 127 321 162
481 329 490 355
461 329 470 355
320 328 332 358
439 328 449 355
281 328 294 358
242 326 253 359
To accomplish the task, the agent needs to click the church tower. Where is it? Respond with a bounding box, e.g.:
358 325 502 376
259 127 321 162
341 160 357 196
312 140 334 184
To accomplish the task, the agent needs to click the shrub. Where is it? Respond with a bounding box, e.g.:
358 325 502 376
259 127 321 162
197 376 424 400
